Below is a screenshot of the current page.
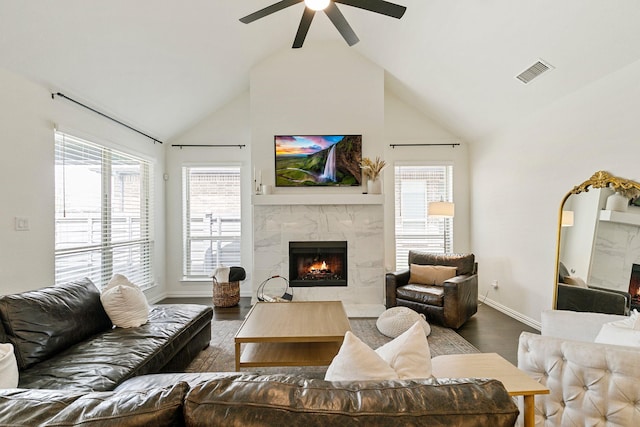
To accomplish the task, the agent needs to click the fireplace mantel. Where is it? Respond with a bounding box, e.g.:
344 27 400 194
252 194 383 206
252 201 386 317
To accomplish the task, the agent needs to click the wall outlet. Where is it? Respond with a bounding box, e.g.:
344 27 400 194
14 217 29 231
491 280 499 289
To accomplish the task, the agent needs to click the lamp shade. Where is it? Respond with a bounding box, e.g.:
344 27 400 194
561 210 574 227
428 201 455 218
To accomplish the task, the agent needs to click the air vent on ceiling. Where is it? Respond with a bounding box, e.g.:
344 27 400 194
516 60 553 84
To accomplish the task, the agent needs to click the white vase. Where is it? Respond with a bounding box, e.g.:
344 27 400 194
367 178 382 194
606 192 629 212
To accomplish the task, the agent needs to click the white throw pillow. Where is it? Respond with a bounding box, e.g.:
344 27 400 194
105 274 136 291
594 323 640 347
0 343 19 389
376 306 431 338
100 279 150 328
325 321 432 381
375 322 432 379
595 310 640 347
324 331 399 381
607 309 640 330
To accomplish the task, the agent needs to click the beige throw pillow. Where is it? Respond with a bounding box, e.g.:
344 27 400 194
563 276 588 288
409 264 457 286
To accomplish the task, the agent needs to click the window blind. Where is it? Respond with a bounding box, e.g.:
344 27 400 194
54 132 154 289
183 166 241 278
394 164 453 268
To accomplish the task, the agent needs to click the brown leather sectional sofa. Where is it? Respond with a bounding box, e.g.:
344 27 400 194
1 372 519 426
0 278 213 391
0 279 519 426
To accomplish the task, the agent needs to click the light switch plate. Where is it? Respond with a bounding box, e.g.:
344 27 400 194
15 217 29 231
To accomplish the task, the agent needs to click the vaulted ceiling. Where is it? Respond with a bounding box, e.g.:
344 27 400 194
1 1 639 142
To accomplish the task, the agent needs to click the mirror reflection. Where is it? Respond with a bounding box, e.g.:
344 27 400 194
555 171 640 315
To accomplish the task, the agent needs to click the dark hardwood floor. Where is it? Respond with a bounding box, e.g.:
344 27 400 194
158 297 539 365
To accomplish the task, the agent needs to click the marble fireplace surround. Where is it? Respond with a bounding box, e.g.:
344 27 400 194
252 194 386 317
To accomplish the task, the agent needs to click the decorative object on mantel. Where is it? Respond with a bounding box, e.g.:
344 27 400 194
605 191 629 212
361 156 386 195
254 168 262 195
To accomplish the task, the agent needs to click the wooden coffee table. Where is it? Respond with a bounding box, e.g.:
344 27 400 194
431 353 549 427
234 301 350 371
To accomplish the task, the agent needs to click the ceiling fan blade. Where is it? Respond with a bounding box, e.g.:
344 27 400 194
293 8 316 48
334 0 407 19
325 2 359 46
240 0 303 24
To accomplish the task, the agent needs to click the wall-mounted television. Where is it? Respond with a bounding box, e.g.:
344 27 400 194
274 135 362 187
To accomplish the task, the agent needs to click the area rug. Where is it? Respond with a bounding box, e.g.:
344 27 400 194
185 318 479 378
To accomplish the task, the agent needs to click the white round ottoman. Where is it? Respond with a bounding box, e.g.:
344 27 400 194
376 306 431 338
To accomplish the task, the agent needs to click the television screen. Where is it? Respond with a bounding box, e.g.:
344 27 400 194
274 135 362 187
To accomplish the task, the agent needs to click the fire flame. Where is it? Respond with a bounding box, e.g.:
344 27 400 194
309 260 330 273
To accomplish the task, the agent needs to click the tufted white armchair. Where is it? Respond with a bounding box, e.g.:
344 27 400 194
518 310 640 427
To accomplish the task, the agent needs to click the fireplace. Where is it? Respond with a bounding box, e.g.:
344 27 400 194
629 263 640 310
289 241 347 287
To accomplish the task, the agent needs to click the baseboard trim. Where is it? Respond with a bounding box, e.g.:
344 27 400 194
147 292 168 304
481 297 541 331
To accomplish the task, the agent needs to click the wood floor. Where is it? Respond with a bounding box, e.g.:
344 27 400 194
158 297 539 365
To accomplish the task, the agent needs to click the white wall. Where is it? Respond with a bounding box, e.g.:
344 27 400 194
162 43 469 299
383 90 470 271
250 42 385 195
164 92 252 297
470 58 640 326
0 67 166 300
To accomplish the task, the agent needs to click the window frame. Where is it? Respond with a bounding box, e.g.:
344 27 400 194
182 164 242 280
54 131 155 290
394 162 454 269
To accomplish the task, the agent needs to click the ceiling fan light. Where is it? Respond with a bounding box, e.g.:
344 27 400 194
305 0 330 11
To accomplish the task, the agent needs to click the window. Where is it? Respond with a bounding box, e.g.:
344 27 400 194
183 166 241 278
394 164 453 268
54 132 154 289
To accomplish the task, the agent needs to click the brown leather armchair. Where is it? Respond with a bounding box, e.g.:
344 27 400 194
386 251 478 329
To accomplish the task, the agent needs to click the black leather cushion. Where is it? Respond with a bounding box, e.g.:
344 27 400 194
17 304 213 391
397 284 444 307
0 278 112 369
408 251 475 275
0 383 188 426
183 374 519 427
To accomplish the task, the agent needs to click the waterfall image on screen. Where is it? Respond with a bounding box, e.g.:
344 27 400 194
274 135 362 187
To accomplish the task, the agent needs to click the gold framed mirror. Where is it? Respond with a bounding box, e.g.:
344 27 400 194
554 171 640 313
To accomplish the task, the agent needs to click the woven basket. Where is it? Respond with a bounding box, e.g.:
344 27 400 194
212 278 240 307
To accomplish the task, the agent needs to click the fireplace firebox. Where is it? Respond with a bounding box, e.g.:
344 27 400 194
629 263 640 311
289 241 347 287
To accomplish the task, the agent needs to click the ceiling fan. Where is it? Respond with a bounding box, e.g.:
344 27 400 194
240 0 407 48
